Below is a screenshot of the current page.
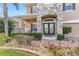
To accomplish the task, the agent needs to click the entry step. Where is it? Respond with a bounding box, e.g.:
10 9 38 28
42 36 57 40
43 35 54 37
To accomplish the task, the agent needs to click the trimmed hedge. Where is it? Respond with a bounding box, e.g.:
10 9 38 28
57 34 65 40
63 26 72 34
11 32 42 40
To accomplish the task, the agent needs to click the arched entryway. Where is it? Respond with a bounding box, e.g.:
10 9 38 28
41 14 57 35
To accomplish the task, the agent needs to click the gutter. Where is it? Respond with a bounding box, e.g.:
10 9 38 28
63 20 79 24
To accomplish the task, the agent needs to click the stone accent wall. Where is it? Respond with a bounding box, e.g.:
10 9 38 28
55 4 63 34
35 3 63 34
13 18 26 33
13 3 64 35
37 15 42 32
57 14 63 34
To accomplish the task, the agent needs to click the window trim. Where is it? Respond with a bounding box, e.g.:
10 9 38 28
63 3 75 12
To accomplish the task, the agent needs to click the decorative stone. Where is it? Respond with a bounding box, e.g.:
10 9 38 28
37 15 42 32
13 3 64 35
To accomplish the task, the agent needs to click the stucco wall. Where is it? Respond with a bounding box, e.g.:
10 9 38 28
63 3 79 21
64 23 79 34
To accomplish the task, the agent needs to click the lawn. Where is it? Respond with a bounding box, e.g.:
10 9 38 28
0 49 36 56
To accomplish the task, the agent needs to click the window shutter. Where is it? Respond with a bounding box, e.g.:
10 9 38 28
31 6 32 13
73 3 75 10
63 3 65 11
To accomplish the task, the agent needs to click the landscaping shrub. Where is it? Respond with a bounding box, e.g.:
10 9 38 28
0 17 15 36
47 46 79 56
48 46 63 56
0 33 8 45
57 34 64 40
8 19 16 36
12 32 42 40
63 26 72 34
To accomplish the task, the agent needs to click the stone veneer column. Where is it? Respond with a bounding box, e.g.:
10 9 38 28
27 5 32 13
56 3 63 35
57 14 63 34
13 18 23 33
37 15 42 32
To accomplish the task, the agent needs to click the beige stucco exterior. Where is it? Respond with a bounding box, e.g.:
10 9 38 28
63 3 79 21
63 3 79 35
64 23 79 35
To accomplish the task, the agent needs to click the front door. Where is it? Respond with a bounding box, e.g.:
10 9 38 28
43 23 55 35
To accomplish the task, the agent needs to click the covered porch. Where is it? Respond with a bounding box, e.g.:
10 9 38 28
15 13 63 38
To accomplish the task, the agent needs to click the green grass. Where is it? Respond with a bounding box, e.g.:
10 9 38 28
0 49 36 56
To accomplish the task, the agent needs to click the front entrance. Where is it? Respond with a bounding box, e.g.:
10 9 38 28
43 23 55 35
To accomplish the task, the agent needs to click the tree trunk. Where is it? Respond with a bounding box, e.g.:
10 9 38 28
3 3 8 36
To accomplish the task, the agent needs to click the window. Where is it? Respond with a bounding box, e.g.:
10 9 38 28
63 3 75 11
65 3 73 10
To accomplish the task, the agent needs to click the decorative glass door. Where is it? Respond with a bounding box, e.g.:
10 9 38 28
50 23 54 34
43 23 49 35
43 23 55 35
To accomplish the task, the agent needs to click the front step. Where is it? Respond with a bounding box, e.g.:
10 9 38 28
43 35 53 37
42 36 57 40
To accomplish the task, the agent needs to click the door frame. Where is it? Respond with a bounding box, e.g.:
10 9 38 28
43 23 55 35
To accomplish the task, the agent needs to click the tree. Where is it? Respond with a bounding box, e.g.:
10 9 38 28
0 17 15 36
3 3 8 36
3 3 19 36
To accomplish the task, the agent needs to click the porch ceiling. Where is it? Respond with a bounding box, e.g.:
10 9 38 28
17 15 37 20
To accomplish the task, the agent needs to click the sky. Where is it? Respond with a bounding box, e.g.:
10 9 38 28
0 3 26 17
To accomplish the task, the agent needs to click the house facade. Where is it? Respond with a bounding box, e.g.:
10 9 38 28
12 3 79 38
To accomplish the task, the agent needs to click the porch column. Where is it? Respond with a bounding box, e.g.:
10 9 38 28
14 18 23 33
57 14 63 34
37 15 42 32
